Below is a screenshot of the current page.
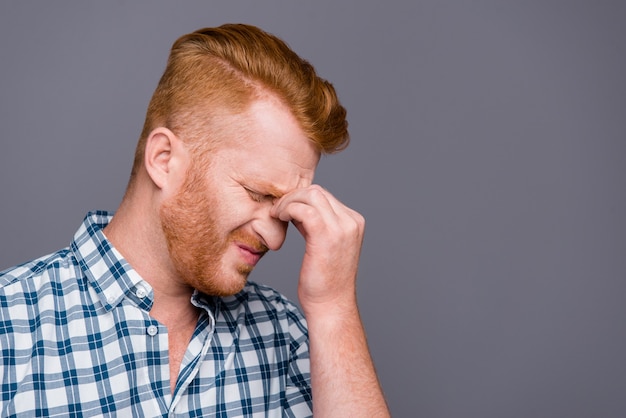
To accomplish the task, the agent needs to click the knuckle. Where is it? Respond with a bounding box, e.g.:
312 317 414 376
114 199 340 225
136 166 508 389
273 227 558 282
354 212 365 227
301 205 320 222
308 186 326 202
308 184 325 193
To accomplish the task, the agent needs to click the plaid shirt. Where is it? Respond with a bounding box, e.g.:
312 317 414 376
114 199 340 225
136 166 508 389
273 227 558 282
0 211 312 417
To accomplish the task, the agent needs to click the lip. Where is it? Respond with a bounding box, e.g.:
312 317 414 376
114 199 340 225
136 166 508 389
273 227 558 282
235 242 266 266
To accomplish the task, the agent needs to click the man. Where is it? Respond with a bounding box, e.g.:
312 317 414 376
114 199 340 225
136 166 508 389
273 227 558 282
0 24 389 417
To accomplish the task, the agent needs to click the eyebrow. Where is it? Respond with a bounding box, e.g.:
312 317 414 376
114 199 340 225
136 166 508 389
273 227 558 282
251 182 286 199
265 185 286 199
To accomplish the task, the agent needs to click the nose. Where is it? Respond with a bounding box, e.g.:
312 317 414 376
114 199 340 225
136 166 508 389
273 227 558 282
253 210 288 251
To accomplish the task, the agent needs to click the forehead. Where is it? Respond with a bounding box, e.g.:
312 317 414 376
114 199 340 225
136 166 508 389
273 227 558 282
212 97 320 194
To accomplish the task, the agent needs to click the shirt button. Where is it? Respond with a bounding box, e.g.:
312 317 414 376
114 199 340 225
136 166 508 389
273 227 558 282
147 325 158 336
106 296 115 305
135 285 147 299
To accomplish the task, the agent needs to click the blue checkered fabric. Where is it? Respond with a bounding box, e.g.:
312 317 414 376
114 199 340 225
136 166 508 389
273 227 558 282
0 211 312 417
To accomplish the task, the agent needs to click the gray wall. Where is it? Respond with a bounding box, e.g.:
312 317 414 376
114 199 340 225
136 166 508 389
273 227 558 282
1 1 625 417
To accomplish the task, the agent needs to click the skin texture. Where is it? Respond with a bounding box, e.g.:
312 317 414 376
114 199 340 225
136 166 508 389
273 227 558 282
104 94 390 416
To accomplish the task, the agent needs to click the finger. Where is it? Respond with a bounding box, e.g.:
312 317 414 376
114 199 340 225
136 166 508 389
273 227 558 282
273 200 338 233
271 185 336 222
279 185 363 228
299 185 363 223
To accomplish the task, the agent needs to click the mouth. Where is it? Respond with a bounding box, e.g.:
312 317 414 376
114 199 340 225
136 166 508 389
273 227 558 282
235 242 268 266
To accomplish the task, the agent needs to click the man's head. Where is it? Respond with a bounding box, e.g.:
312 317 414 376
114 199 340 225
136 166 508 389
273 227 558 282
126 24 349 296
130 23 349 183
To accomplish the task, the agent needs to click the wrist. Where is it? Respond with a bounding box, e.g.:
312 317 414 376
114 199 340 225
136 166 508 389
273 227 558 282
299 286 358 313
300 299 361 329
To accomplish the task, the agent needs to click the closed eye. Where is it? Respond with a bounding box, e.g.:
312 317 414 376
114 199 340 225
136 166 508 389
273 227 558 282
245 187 275 203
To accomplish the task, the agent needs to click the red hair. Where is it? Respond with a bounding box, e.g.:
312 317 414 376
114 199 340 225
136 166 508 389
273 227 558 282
130 23 349 180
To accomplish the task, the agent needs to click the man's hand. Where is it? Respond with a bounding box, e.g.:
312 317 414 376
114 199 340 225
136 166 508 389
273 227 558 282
271 185 390 417
270 184 365 315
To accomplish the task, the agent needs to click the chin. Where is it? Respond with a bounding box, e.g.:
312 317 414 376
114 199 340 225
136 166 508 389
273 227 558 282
196 271 250 297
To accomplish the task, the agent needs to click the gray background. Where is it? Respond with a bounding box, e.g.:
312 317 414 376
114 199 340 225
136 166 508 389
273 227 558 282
1 1 625 417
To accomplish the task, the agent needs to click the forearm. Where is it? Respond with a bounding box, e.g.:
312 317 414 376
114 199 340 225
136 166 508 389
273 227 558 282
306 304 390 417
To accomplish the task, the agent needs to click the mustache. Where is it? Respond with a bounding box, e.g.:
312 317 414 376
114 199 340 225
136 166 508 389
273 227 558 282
230 229 269 254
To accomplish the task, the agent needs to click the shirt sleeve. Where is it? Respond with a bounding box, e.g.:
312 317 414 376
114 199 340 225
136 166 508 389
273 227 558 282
282 308 313 417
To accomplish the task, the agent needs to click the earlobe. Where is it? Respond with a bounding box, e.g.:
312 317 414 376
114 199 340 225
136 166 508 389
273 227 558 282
144 127 183 190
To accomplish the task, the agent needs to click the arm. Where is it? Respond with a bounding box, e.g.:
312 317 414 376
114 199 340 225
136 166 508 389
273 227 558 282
271 185 390 417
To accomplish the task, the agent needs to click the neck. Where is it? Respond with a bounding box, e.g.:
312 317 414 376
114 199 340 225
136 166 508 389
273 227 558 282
104 182 198 323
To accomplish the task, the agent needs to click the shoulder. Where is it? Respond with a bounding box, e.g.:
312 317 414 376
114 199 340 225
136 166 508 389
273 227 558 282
222 281 302 315
0 249 79 299
217 281 308 337
0 249 73 285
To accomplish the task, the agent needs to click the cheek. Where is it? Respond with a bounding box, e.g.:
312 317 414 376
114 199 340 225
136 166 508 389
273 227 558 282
213 195 257 233
208 180 264 233
233 203 260 229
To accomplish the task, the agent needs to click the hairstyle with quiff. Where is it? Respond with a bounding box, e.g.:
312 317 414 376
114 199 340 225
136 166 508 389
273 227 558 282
130 23 349 181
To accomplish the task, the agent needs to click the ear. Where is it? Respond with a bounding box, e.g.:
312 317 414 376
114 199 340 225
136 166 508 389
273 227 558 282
143 127 188 190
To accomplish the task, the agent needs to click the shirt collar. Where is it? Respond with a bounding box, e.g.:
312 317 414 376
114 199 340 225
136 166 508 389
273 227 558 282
70 210 153 312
